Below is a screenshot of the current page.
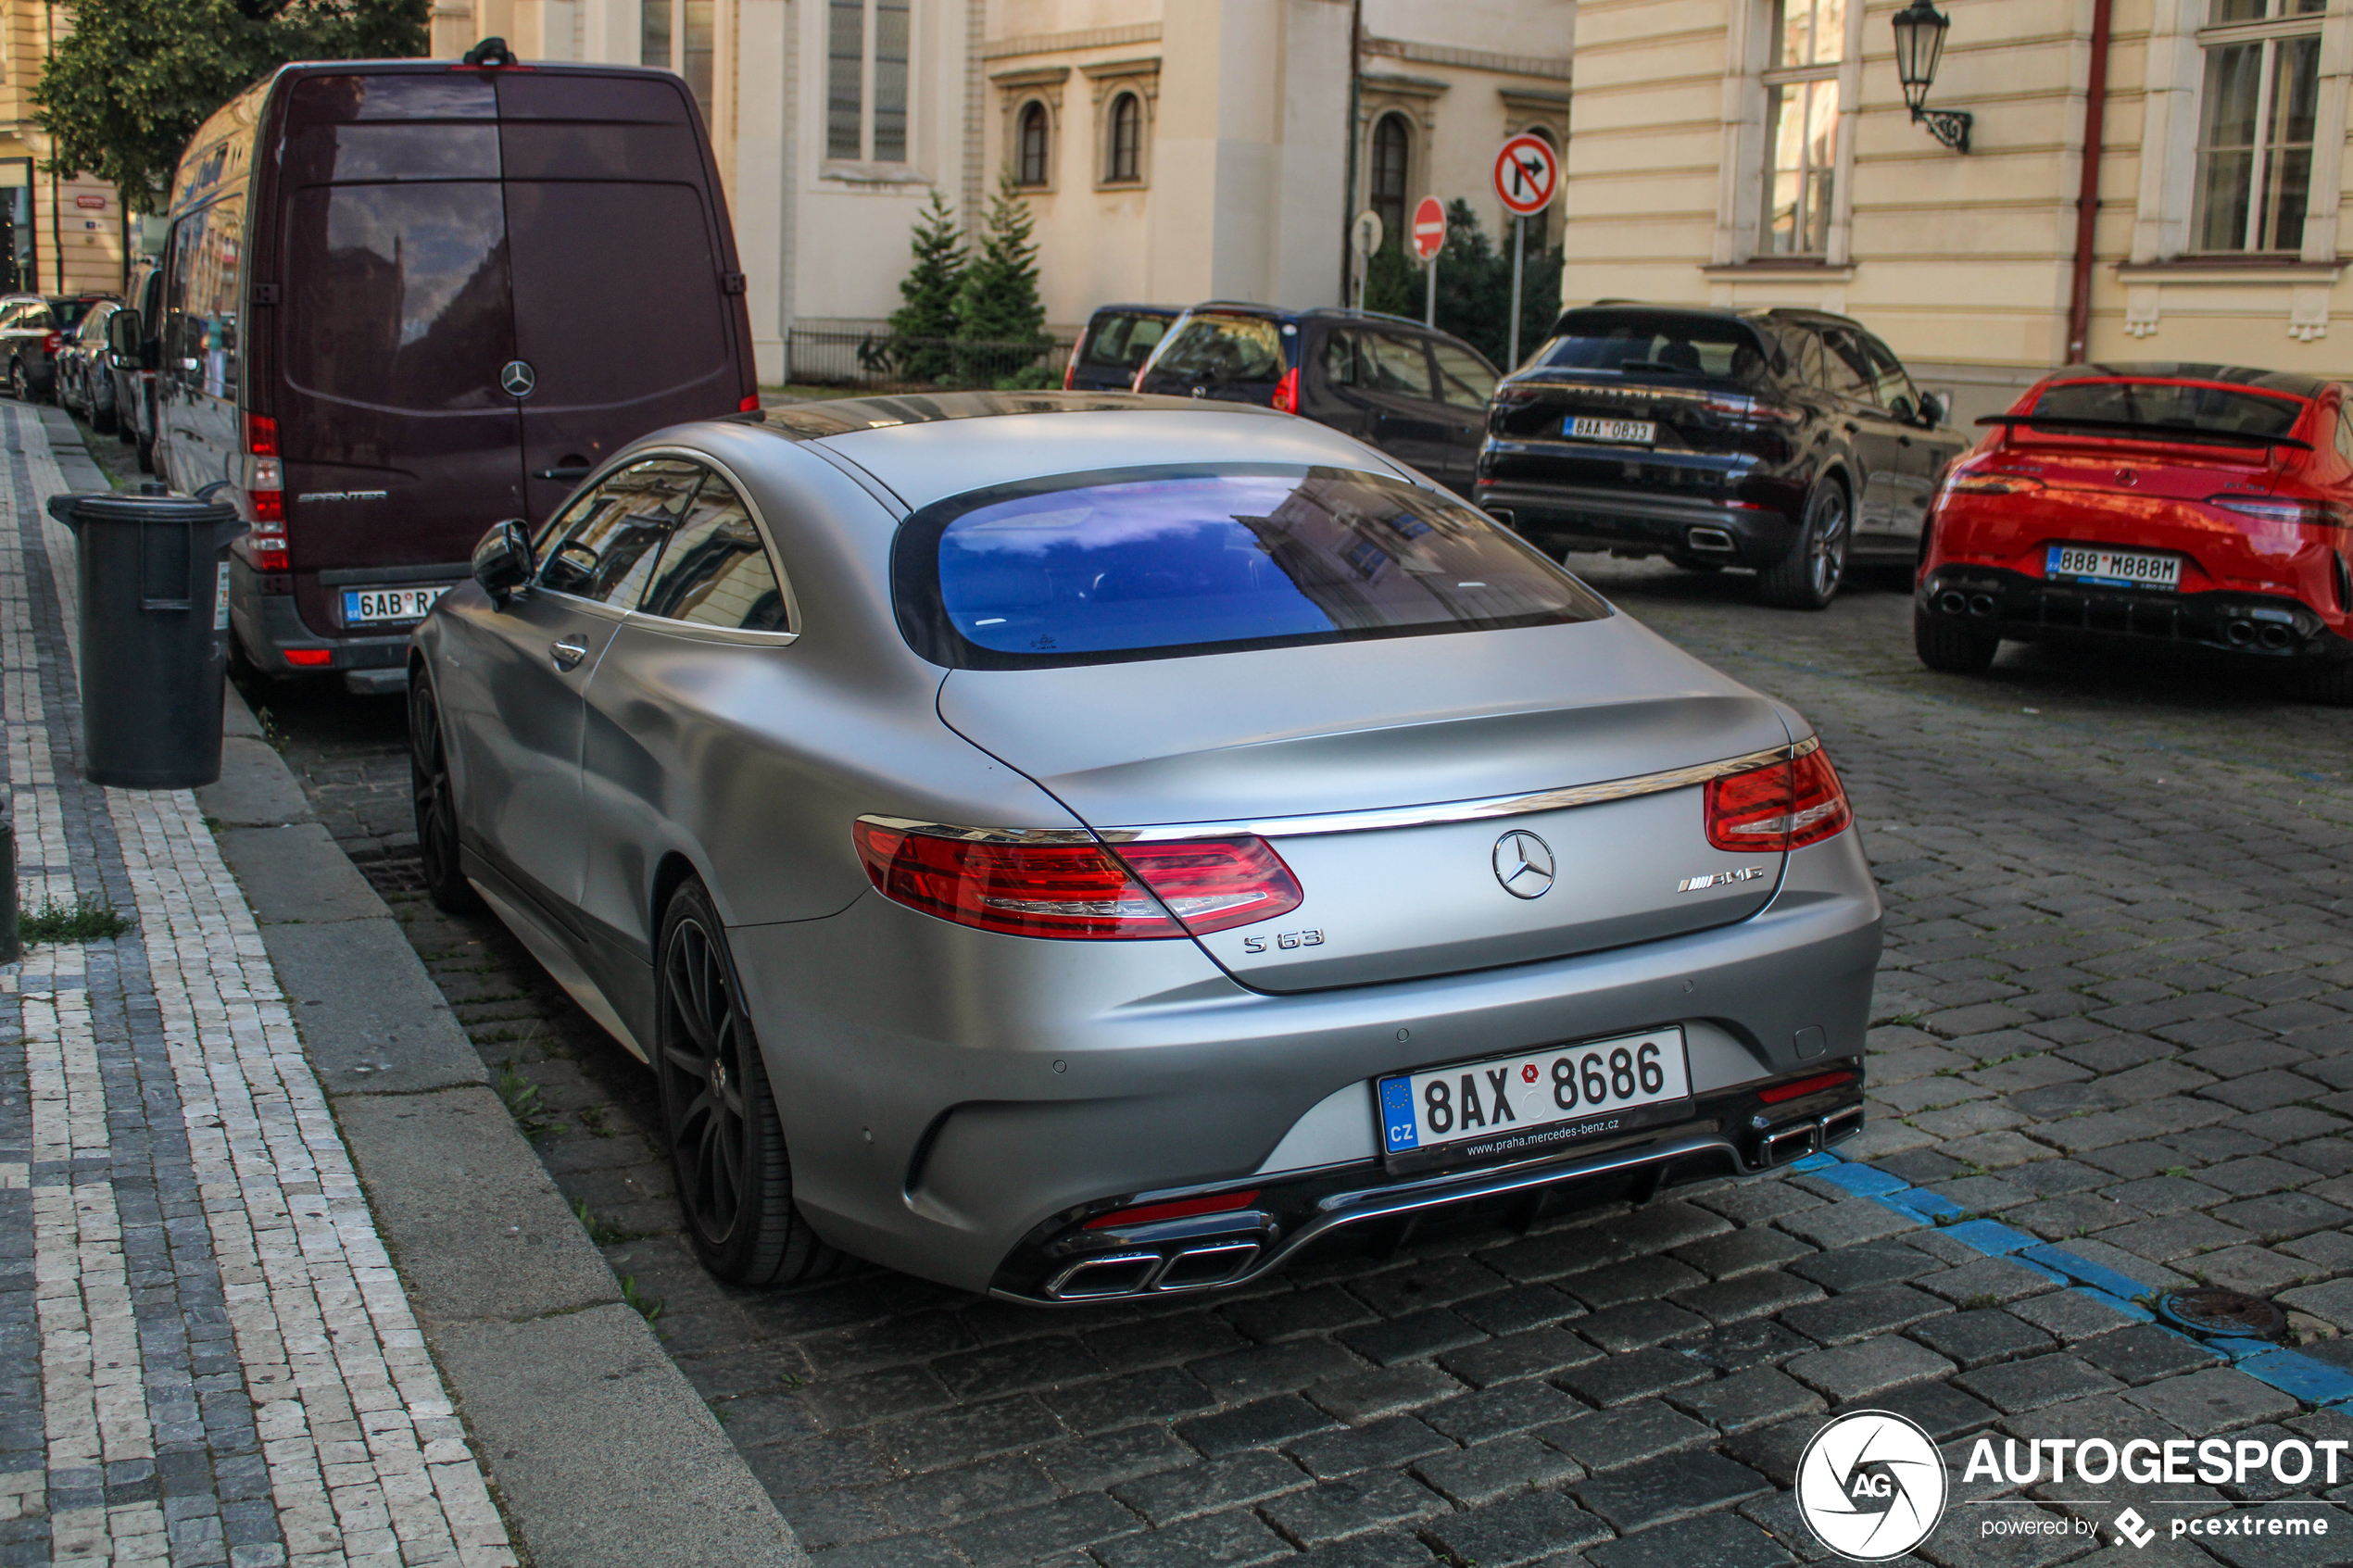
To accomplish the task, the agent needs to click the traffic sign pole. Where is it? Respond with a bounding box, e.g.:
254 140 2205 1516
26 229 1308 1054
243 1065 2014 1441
1408 195 1448 330
1426 257 1437 328
1508 217 1525 370
1490 135 1558 370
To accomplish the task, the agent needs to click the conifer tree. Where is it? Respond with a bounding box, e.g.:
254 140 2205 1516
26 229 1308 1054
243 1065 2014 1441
954 171 1051 385
884 189 965 383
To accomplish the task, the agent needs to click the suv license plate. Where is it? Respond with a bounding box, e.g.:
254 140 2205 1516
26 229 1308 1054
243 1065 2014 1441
1378 1026 1690 1169
1566 416 1655 445
2045 545 2181 590
344 585 449 625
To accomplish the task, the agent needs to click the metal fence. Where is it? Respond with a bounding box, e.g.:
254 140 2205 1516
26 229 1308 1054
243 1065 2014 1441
786 327 1076 391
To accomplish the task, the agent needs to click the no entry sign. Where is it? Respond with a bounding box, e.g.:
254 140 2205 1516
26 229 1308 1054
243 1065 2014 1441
1493 133 1559 217
1410 196 1447 261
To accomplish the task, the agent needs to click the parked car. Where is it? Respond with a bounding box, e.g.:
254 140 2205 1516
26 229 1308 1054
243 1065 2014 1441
409 390 1881 1298
1132 304 1500 495
1063 304 1178 392
1917 363 2353 703
132 52 760 694
109 259 164 470
56 300 120 432
0 294 115 403
1476 305 1969 608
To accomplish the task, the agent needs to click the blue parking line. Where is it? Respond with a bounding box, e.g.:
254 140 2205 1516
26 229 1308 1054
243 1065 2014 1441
1782 1144 2353 1407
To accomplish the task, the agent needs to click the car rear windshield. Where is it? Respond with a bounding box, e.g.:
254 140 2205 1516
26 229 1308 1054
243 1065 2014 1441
1147 314 1287 385
1081 312 1170 370
2024 380 2306 440
895 464 1608 670
53 300 101 332
1535 313 1768 382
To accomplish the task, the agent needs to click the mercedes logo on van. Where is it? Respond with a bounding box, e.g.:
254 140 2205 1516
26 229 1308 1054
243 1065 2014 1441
1491 830 1555 899
500 359 536 398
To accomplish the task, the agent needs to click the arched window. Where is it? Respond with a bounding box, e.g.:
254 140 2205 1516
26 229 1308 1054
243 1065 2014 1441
1016 101 1050 187
1370 113 1410 253
1107 92 1142 183
1526 124 1562 247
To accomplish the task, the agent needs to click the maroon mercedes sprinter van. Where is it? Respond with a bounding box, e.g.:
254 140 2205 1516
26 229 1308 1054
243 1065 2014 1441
145 57 759 691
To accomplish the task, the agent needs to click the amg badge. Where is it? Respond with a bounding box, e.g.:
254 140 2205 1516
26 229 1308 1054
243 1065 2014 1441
1678 865 1767 893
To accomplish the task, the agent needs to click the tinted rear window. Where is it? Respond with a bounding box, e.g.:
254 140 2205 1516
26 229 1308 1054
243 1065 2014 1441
2026 381 2305 439
1149 314 1286 384
1081 312 1170 370
1535 314 1769 381
895 464 1608 670
53 300 100 332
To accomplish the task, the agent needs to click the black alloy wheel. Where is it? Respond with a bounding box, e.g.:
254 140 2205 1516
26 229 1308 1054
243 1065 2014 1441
6 361 25 401
654 878 845 1286
407 676 484 914
1758 481 1850 610
1912 605 2000 674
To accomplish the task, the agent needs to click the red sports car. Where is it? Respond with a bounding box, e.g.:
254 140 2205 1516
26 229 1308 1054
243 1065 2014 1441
1915 363 2353 702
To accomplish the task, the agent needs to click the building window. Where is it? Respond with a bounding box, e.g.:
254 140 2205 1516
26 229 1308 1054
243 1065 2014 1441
2193 0 2324 253
1370 113 1409 253
1761 0 1842 255
641 0 716 126
827 0 910 164
1106 93 1142 183
1016 101 1050 187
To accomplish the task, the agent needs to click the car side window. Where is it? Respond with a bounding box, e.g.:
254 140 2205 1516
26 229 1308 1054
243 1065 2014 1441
1365 332 1438 399
1859 333 1919 416
1816 328 1875 401
639 470 792 633
1322 330 1365 388
1430 343 1497 411
538 459 701 606
2335 400 2353 464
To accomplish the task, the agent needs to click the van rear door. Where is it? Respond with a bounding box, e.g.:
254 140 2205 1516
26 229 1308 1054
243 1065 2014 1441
495 73 749 525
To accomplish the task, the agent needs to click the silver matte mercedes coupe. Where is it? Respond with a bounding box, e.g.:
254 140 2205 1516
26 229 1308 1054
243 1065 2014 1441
409 392 1881 1303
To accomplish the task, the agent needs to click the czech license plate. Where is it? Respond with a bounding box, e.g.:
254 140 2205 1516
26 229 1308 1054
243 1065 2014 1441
1378 1026 1691 1169
343 585 448 625
1566 416 1656 445
2045 545 2181 590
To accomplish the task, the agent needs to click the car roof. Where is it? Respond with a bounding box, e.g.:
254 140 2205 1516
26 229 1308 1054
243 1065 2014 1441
739 393 1409 512
1088 303 1181 317
2046 362 2331 398
1185 302 1442 332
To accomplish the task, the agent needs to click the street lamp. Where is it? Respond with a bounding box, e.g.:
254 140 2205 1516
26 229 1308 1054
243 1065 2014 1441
1892 0 1972 153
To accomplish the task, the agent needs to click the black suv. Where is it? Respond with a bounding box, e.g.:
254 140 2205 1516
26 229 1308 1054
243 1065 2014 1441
0 294 114 403
1476 305 1968 608
1064 304 1179 392
1134 304 1499 495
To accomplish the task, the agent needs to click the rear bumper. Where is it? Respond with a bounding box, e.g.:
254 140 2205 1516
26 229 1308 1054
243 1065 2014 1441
227 557 453 676
1918 565 2353 661
1475 479 1800 567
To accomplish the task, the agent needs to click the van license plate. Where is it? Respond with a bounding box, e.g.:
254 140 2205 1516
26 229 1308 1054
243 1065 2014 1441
1566 417 1655 445
1378 1026 1690 1168
2045 546 2181 590
344 586 448 625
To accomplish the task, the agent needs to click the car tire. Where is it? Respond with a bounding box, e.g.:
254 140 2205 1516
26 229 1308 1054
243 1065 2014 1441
655 877 848 1288
2299 660 2353 707
134 433 155 473
1913 605 2000 674
1756 482 1849 610
408 675 484 915
6 361 24 401
92 398 115 434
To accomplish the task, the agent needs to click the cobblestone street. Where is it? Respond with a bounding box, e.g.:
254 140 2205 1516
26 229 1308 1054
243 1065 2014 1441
245 536 2353 1567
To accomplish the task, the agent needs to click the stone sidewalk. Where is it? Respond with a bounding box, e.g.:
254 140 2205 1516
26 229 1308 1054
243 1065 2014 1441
0 404 516 1568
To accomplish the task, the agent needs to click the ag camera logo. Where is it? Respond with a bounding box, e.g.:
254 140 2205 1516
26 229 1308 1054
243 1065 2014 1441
1796 1411 1950 1561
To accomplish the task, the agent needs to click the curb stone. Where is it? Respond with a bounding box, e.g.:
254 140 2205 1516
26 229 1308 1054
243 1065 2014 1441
200 641 810 1566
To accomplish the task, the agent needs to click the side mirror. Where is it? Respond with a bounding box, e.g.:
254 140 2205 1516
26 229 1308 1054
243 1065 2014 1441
472 519 533 608
1919 391 1947 428
107 307 140 358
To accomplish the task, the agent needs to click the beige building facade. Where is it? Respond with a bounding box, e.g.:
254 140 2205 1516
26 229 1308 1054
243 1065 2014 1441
430 0 1577 380
0 0 132 297
1563 0 2353 425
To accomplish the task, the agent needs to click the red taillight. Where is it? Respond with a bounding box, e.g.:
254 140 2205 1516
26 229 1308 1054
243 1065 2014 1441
1086 1189 1259 1229
283 648 332 667
851 823 1302 940
1759 1069 1856 1104
245 414 278 456
1271 366 1300 415
1063 346 1078 390
251 490 284 524
738 393 761 413
1705 745 1852 852
42 332 60 354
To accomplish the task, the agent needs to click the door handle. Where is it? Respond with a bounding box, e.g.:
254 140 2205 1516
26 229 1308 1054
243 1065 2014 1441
550 636 589 671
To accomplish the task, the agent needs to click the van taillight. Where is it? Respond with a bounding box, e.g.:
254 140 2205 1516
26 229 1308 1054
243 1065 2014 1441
851 822 1302 940
1705 744 1852 852
243 413 287 567
738 393 761 413
42 332 59 355
245 414 278 456
1271 367 1301 415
